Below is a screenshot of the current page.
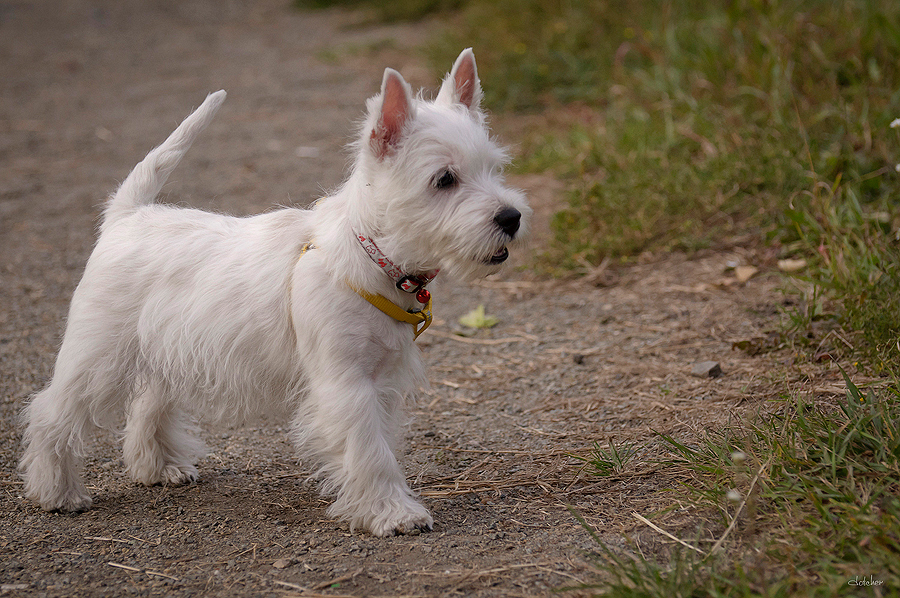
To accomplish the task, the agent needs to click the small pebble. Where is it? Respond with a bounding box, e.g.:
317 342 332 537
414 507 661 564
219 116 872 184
691 361 722 378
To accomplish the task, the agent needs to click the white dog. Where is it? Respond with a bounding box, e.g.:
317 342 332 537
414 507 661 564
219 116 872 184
19 49 529 536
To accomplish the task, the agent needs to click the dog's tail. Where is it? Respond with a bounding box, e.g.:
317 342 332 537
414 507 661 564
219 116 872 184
101 90 227 231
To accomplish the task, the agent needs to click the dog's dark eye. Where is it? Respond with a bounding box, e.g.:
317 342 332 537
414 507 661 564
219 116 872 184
433 169 457 190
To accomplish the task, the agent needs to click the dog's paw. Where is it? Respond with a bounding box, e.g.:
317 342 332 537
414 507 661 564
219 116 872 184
391 520 434 536
131 463 199 486
42 491 92 514
161 464 199 486
369 508 434 537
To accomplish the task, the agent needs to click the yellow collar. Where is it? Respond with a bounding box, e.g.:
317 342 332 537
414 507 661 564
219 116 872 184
299 242 433 339
349 286 433 339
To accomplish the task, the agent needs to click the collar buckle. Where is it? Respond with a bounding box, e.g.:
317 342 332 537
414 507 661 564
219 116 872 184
396 274 426 293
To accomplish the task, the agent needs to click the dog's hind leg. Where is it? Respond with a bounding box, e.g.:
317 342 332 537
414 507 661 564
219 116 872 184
123 379 204 486
19 333 134 512
19 381 95 513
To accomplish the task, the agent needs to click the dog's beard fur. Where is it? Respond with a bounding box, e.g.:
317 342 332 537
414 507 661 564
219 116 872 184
19 49 530 536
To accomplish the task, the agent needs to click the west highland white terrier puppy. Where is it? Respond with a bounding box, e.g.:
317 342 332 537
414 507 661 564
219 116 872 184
19 49 529 536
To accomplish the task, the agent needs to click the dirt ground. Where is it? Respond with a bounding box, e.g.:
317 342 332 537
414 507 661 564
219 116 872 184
0 1 827 596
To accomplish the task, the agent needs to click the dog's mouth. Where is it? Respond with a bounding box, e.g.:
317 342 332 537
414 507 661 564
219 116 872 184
486 246 509 265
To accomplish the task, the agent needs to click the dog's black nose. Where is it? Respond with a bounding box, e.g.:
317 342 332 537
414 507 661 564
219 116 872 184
494 207 521 237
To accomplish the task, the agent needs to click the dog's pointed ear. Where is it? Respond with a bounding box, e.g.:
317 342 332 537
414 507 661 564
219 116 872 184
370 68 413 160
437 48 483 114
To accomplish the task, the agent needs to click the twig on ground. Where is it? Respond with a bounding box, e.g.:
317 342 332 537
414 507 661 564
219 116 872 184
536 564 586 585
127 534 160 546
146 569 180 581
427 329 530 345
312 568 364 591
632 512 706 556
86 536 132 544
107 562 141 573
273 579 307 591
106 561 179 581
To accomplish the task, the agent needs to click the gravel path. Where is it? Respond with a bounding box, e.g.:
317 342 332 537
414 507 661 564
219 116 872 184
1 2 791 596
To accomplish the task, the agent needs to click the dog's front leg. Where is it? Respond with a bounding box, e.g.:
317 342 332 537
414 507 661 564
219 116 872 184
300 372 432 537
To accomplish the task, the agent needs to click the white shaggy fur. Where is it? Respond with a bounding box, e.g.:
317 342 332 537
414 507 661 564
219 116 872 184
19 49 530 536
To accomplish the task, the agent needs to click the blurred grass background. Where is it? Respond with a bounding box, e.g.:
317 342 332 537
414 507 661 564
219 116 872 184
426 0 900 374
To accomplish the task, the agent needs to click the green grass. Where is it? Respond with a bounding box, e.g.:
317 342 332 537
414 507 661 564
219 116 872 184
573 440 638 477
783 176 900 374
574 376 900 596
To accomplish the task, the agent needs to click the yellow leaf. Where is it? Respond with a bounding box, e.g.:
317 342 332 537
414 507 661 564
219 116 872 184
459 304 498 329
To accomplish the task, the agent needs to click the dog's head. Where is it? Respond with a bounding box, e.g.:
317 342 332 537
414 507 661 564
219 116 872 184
351 49 531 281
